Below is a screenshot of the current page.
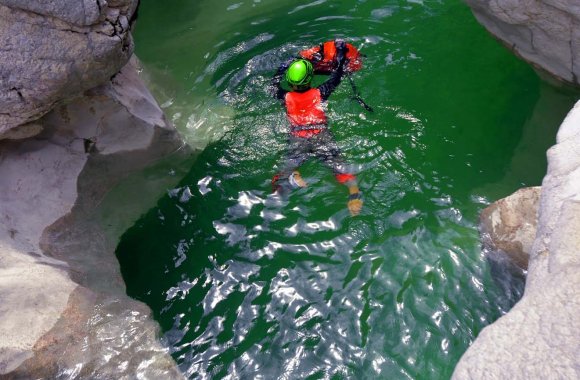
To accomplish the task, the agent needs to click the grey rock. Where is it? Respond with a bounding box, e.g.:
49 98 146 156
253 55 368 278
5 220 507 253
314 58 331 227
0 57 188 378
480 187 541 269
0 0 138 137
465 0 580 86
452 100 580 379
0 0 106 26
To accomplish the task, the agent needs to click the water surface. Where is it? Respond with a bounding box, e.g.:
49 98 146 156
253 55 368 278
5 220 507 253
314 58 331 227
117 0 577 378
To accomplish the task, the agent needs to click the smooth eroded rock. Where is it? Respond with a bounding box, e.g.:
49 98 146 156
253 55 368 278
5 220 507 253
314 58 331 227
0 57 188 378
452 100 580 379
464 0 580 86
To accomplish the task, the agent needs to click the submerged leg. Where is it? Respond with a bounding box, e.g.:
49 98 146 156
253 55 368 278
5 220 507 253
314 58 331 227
314 130 363 216
272 137 309 193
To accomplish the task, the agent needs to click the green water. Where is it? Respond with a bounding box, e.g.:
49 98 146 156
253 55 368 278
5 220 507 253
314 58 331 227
117 0 577 379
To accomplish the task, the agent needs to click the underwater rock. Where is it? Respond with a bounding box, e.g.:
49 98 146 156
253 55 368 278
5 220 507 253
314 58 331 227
0 57 187 378
452 100 580 379
464 0 580 86
480 187 541 269
0 0 138 136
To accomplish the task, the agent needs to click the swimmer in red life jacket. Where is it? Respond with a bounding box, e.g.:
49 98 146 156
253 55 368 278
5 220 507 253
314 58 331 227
271 40 363 216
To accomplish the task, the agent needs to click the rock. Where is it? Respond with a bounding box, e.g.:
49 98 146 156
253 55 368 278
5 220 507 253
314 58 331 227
0 245 77 374
0 123 43 140
464 0 580 86
0 0 107 26
5 288 185 379
0 0 138 137
480 187 541 269
0 57 189 378
452 100 580 379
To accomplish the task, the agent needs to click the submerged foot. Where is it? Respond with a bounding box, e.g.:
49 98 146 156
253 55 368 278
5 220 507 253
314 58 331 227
348 198 363 216
289 171 308 188
347 190 363 216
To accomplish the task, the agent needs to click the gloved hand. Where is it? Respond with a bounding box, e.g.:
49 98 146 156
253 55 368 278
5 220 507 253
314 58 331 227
311 51 323 63
335 39 348 64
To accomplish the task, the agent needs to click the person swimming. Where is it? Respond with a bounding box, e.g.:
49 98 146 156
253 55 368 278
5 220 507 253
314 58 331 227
270 40 363 216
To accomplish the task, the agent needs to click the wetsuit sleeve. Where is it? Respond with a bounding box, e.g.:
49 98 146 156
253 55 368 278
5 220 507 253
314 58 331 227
270 58 293 101
317 50 347 101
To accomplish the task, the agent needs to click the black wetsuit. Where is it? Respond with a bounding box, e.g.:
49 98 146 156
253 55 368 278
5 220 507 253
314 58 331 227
271 53 357 190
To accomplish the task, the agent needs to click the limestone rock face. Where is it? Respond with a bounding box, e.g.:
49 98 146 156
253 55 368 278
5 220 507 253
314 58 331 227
0 0 138 135
0 57 187 379
452 100 580 379
464 0 580 85
480 187 541 269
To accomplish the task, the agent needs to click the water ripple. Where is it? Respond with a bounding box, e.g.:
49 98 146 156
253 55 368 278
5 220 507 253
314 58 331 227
116 0 533 378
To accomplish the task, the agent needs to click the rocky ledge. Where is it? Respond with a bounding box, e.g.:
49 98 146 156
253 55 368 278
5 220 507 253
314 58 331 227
0 56 188 378
452 100 580 378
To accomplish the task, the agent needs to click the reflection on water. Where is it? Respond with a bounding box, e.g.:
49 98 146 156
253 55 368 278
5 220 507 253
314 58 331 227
116 0 577 379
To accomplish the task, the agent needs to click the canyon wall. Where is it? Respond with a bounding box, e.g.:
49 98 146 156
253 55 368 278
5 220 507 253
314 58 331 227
0 1 188 378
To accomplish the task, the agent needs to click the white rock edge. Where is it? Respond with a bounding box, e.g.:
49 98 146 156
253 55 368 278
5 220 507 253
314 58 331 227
452 100 580 379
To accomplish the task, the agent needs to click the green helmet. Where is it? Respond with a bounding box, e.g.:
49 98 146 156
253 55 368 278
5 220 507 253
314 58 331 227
286 59 314 88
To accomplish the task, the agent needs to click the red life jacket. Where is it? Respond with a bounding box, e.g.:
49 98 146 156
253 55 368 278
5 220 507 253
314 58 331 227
300 41 362 73
284 88 327 128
